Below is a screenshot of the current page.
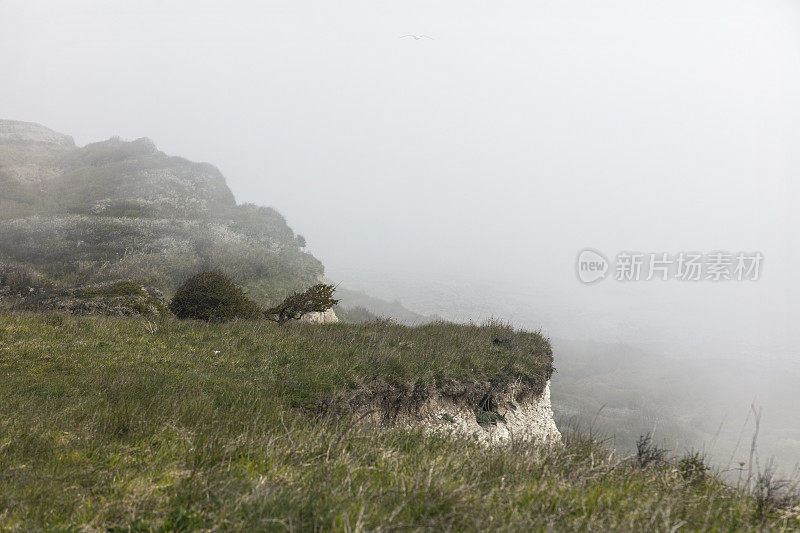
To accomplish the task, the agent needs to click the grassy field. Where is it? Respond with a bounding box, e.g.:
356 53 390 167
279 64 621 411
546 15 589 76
0 312 797 531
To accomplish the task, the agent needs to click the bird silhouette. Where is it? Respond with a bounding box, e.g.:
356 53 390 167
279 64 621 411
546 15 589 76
400 34 434 41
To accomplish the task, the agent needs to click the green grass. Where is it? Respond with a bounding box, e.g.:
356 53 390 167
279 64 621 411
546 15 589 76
75 280 149 299
0 313 796 531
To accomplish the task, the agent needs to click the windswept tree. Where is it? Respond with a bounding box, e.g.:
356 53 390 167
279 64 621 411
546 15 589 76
265 283 338 325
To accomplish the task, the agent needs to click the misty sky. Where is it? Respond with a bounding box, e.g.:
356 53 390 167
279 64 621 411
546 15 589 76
3 0 800 350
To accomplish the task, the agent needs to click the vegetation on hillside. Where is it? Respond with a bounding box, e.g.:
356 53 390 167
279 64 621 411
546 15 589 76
169 271 261 322
0 276 167 317
265 283 339 324
168 272 339 324
0 312 796 530
0 124 323 304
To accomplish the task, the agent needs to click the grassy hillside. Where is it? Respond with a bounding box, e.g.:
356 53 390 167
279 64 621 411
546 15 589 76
1 312 796 531
0 121 322 304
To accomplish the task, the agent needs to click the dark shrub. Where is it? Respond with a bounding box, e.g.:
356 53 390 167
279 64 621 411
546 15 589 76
678 451 709 482
635 433 668 468
169 271 260 322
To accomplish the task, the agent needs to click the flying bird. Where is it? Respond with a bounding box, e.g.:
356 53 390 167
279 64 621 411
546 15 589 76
400 34 434 40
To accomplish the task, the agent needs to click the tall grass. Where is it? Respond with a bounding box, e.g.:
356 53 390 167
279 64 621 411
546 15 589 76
0 312 796 530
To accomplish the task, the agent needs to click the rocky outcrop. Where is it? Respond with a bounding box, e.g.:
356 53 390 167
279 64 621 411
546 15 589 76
1 279 167 318
413 381 560 444
356 381 561 445
0 120 324 303
301 308 339 324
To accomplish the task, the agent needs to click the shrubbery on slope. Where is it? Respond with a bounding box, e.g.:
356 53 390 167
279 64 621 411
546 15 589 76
168 270 261 322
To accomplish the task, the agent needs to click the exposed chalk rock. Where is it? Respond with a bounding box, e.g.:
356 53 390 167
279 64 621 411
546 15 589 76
357 381 560 445
301 308 339 324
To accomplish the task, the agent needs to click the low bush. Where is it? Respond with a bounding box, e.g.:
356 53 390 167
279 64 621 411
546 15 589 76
636 433 668 468
169 271 260 322
678 450 710 482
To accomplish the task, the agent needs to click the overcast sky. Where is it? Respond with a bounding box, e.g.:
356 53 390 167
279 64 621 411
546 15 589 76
2 0 800 349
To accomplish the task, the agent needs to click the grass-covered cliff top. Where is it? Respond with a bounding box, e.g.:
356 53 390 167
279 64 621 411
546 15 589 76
1 312 797 530
0 313 553 410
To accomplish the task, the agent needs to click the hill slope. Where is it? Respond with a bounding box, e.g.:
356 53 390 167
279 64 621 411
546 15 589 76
0 119 321 303
0 313 795 530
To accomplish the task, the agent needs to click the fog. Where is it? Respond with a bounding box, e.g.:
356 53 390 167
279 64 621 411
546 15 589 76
3 0 799 469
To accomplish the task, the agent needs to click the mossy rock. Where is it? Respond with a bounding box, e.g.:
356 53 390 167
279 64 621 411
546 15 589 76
75 280 148 299
9 280 168 317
